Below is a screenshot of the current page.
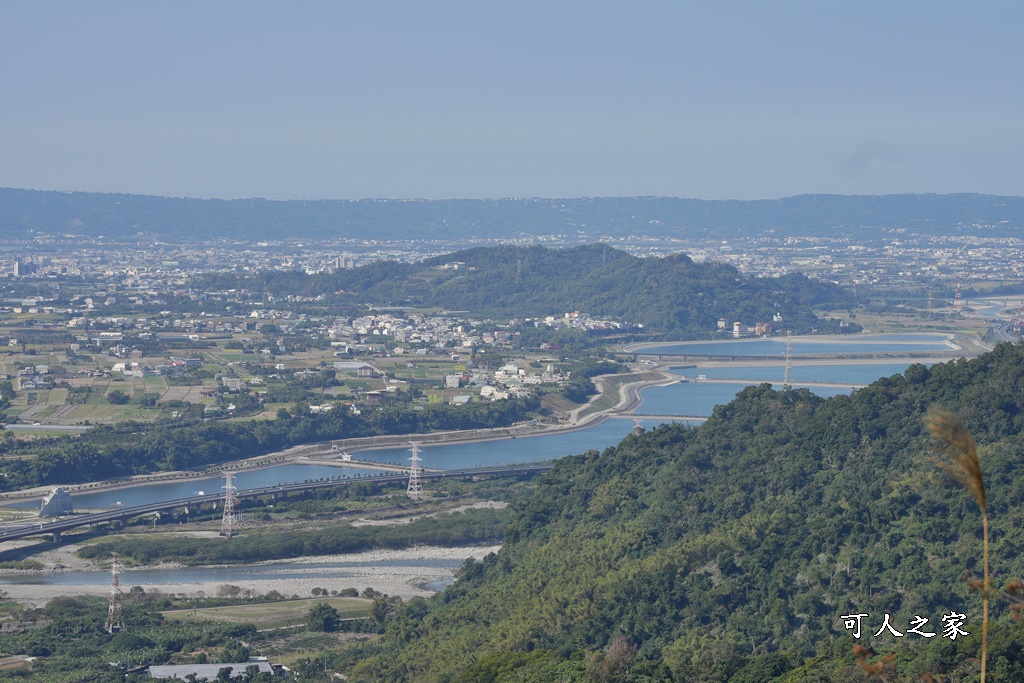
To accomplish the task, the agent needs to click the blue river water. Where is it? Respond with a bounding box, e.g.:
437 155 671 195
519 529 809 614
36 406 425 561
636 380 852 417
37 464 371 511
636 361 934 416
345 418 677 470
669 362 926 384
7 419 677 511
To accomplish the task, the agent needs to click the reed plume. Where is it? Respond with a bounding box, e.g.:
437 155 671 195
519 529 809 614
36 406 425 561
924 406 988 683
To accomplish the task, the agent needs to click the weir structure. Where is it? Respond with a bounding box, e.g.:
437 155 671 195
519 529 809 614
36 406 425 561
39 487 73 518
407 442 423 500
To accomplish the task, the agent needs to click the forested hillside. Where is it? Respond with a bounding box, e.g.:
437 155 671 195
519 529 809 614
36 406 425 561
343 343 1024 682
199 244 856 337
4 188 1024 240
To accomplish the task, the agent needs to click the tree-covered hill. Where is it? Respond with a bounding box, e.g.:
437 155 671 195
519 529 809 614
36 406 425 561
3 188 1024 240
199 244 856 337
344 343 1024 681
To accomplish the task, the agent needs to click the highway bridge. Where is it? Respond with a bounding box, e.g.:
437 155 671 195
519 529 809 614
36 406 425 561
0 465 552 544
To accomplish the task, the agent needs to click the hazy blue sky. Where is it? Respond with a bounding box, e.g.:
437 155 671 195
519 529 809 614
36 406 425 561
2 2 1022 199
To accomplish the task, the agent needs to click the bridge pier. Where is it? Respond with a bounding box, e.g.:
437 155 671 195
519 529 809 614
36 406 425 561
52 531 61 543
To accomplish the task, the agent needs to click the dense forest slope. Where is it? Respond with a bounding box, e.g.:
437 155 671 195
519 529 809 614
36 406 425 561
3 188 1024 240
346 343 1024 682
200 244 856 337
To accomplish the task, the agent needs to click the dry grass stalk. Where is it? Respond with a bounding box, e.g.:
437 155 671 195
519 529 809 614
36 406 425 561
924 406 988 683
853 644 896 682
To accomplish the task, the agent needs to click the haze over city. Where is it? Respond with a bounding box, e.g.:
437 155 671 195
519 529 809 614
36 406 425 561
3 1 1023 200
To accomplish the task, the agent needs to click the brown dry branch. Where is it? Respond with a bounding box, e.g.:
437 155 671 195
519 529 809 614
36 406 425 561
853 644 897 682
1005 579 1024 622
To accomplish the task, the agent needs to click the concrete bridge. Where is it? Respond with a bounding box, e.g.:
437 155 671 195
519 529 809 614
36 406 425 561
0 464 552 544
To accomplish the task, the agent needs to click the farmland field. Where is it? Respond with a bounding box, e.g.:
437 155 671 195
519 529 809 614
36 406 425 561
161 597 372 629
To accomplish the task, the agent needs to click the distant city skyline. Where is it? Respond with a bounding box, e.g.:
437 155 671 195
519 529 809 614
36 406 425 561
2 2 1022 200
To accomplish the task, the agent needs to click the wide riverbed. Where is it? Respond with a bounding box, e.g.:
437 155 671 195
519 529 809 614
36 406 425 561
0 546 501 605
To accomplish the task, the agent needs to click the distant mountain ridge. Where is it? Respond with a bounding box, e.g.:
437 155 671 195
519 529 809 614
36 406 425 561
2 188 1023 240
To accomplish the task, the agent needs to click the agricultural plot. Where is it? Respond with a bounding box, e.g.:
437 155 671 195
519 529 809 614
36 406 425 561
17 404 49 421
46 388 68 405
208 352 252 363
159 384 214 404
393 367 437 380
161 597 372 629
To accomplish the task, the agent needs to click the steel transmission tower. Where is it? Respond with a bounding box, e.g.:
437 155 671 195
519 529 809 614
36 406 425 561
105 552 125 633
407 443 423 500
220 472 237 538
783 331 794 390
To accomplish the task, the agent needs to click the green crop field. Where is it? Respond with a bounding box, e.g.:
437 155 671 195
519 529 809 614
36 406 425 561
46 388 68 405
161 597 372 629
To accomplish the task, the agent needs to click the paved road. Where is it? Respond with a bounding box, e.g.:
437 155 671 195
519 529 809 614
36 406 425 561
992 322 1020 344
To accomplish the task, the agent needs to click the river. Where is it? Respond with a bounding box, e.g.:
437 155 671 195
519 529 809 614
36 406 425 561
9 335 954 511
0 333 966 591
